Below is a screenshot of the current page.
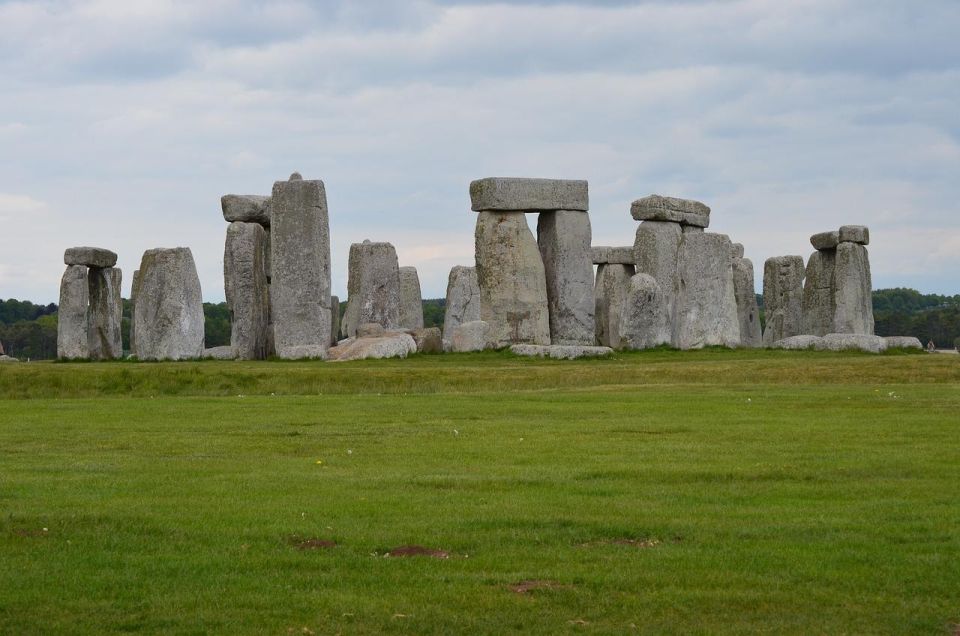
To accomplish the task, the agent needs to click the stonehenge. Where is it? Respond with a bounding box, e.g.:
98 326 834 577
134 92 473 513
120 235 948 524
224 221 270 360
133 248 205 361
673 232 740 349
57 247 122 360
762 256 805 346
398 266 424 330
537 211 595 345
801 225 874 336
442 266 481 346
342 240 402 338
618 273 671 350
732 249 762 347
593 254 635 348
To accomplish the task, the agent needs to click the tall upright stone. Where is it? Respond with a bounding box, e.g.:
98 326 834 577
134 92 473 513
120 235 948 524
442 266 481 345
270 173 331 358
537 210 595 345
801 249 837 336
130 269 142 357
134 248 205 361
633 221 682 324
474 211 550 347
225 221 270 360
342 241 402 338
762 255 805 346
87 267 123 360
330 295 341 344
594 263 635 348
673 232 740 349
398 266 424 330
732 256 762 347
618 273 671 350
57 265 89 360
834 242 874 334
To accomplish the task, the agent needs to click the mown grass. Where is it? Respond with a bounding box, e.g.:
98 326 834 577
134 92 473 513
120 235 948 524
1 350 958 634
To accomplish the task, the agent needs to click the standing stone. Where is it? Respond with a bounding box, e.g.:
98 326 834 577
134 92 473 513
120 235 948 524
330 295 341 345
87 267 123 360
134 248 205 361
474 211 550 347
673 233 740 349
57 265 89 360
762 256 805 346
801 249 837 336
537 210 595 345
442 266 481 344
633 221 682 325
833 242 874 334
398 266 424 330
270 174 331 358
224 222 270 360
732 256 762 347
342 241 402 338
594 263 635 348
618 273 671 350
130 269 142 357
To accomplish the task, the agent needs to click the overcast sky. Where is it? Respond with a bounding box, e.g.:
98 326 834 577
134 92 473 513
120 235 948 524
2 0 958 304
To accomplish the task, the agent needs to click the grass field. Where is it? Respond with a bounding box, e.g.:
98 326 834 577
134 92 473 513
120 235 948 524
1 349 958 634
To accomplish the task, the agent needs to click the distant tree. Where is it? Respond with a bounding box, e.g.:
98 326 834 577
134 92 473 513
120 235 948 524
422 298 445 329
204 302 231 348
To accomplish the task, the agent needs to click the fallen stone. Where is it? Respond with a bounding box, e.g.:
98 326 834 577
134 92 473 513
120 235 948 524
833 242 874 334
224 222 270 360
442 266 481 345
839 225 869 245
398 266 424 330
57 265 89 359
773 335 824 350
409 327 443 353
64 247 117 269
884 336 923 350
630 195 710 228
357 322 386 338
448 320 490 352
278 344 329 360
733 256 762 347
810 231 839 250
673 233 740 349
633 221 682 325
203 346 237 360
342 241 402 338
537 210 595 345
762 255 805 346
816 333 887 353
618 273 671 350
594 263 635 348
475 211 550 347
591 246 634 265
330 295 341 345
134 248 206 361
327 332 416 361
469 177 588 212
801 249 837 336
221 194 271 226
0 355 18 363
87 267 123 360
510 344 614 359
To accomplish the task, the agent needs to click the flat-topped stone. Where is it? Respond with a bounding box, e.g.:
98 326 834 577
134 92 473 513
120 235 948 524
448 320 490 353
591 246 634 265
203 346 238 360
64 247 117 268
221 194 271 226
328 332 416 361
884 336 923 350
810 231 839 250
470 178 588 212
816 333 887 353
630 195 710 228
773 335 824 350
510 344 614 360
839 225 870 245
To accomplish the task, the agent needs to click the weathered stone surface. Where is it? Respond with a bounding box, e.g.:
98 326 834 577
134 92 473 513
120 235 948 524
225 222 270 360
730 243 745 260
833 242 874 334
57 265 89 359
87 267 123 360
409 327 443 354
594 263 635 348
618 273 671 350
633 221 682 324
884 336 923 350
442 266 481 344
674 233 741 349
134 248 205 361
270 175 332 356
357 322 385 338
0 355 18 363
398 266 424 330
130 269 142 357
733 257 762 347
330 295 341 345
682 226 704 234
537 210 595 345
203 346 238 360
475 212 550 347
773 335 824 350
64 247 117 269
278 344 328 360
630 195 710 228
591 246 634 265
469 178 588 212
448 320 490 352
816 333 887 353
510 344 614 359
327 332 416 361
342 241 402 338
801 250 837 336
762 255 805 346
221 194 271 226
839 225 870 245
810 231 839 250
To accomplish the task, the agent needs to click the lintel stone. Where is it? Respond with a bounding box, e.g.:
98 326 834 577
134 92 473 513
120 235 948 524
470 177 588 212
64 247 117 268
630 195 710 228
591 246 634 265
810 231 840 250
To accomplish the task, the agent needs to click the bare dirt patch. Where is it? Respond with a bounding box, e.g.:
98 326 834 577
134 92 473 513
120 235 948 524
385 545 449 559
12 528 49 538
288 536 337 550
578 537 661 548
508 580 569 594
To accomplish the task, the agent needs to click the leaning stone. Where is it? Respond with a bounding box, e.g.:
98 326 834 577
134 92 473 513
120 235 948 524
64 247 117 269
409 327 443 354
510 344 614 359
537 210 595 345
398 266 424 330
673 233 740 349
475 211 551 347
733 257 762 347
342 241 402 337
442 266 481 345
884 336 923 350
330 295 341 345
591 246 634 265
810 231 839 250
87 267 123 360
357 322 386 338
327 332 416 361
630 195 710 228
762 255 805 346
203 346 238 360
469 177 588 212
833 242 874 334
633 221 682 325
224 222 270 360
801 250 837 336
448 320 490 353
57 265 89 360
816 333 887 353
594 263 635 348
221 194 271 226
271 174 332 355
278 344 329 360
839 225 870 245
134 248 206 361
618 273 671 350
773 335 824 350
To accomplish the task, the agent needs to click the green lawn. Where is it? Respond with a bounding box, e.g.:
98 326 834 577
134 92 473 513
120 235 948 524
1 350 958 634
